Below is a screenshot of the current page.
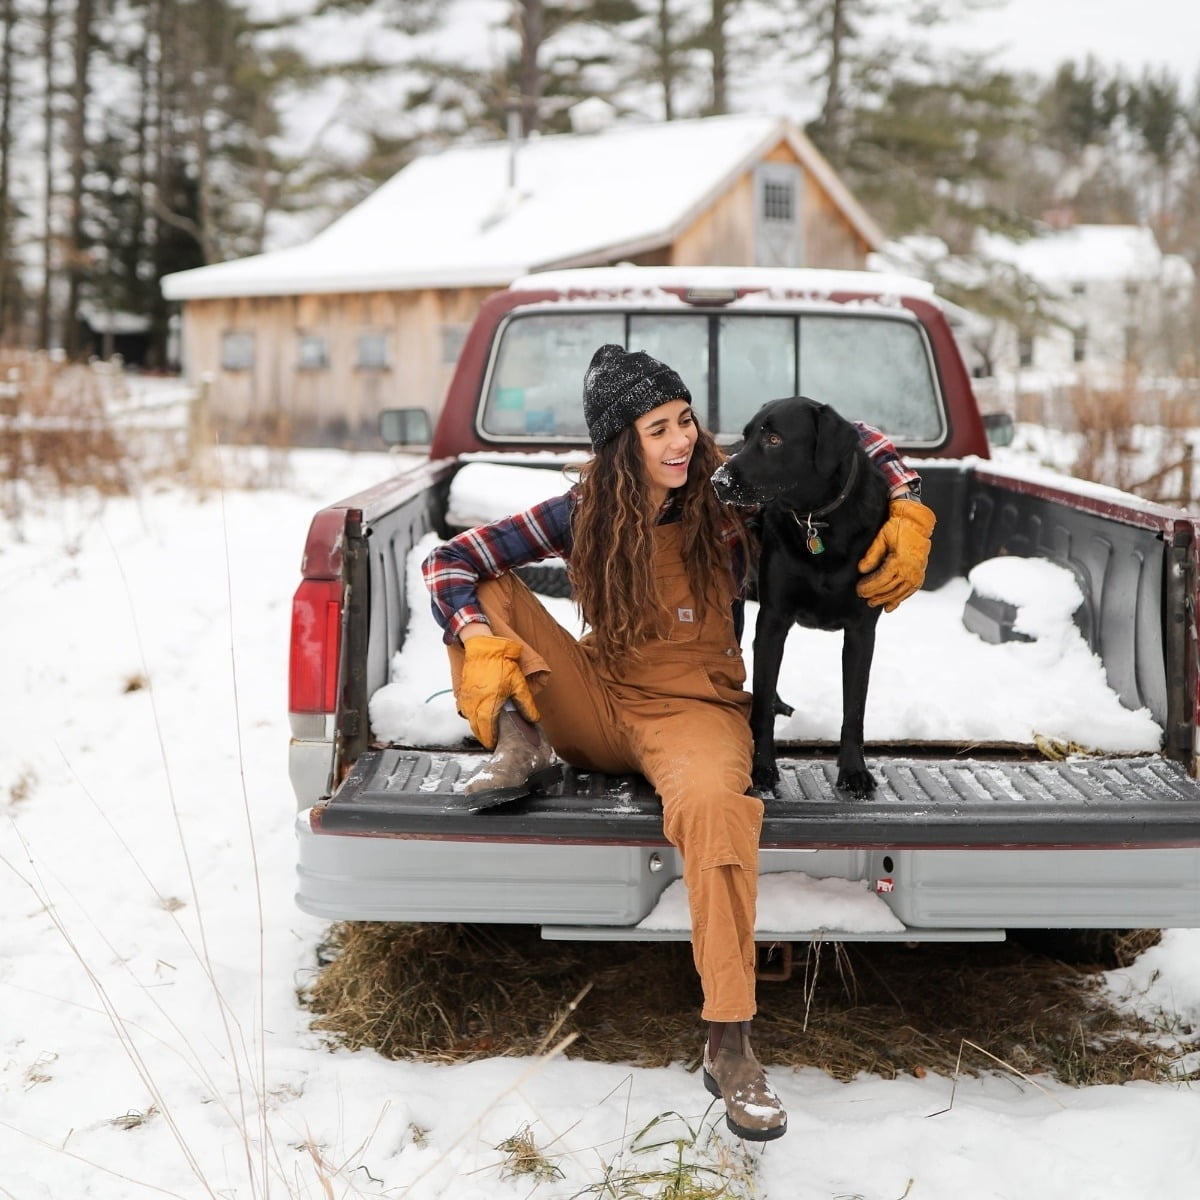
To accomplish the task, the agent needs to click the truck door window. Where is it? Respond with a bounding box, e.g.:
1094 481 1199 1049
798 314 943 442
482 312 624 437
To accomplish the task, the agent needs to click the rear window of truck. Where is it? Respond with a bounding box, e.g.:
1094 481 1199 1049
479 308 946 445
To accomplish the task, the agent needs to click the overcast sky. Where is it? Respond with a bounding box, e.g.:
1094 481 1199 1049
927 0 1198 81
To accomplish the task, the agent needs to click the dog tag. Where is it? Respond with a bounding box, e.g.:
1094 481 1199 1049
806 532 825 554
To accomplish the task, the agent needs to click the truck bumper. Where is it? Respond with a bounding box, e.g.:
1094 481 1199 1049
295 810 673 924
295 811 1200 934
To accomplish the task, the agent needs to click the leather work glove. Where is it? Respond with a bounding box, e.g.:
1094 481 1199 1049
457 635 540 749
856 497 937 612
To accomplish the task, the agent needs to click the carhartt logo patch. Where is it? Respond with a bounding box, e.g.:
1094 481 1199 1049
677 607 694 623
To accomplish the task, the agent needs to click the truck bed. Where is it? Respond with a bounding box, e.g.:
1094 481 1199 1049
293 455 1200 935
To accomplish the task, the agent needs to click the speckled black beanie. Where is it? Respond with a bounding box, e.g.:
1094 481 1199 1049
582 344 692 449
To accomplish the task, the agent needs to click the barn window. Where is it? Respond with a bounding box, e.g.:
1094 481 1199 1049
762 178 794 223
298 334 329 370
220 331 254 371
441 323 468 365
357 331 389 369
1072 326 1087 363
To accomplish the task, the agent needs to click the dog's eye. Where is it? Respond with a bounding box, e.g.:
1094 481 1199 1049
766 433 782 447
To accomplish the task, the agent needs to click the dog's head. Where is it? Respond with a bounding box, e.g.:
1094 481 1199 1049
711 396 860 508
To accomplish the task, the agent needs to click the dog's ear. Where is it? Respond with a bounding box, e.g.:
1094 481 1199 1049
812 401 858 478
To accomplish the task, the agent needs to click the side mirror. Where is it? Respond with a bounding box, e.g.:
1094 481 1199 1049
981 411 1014 448
379 407 432 447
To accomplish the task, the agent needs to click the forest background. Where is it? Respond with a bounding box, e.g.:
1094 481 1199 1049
0 0 1197 372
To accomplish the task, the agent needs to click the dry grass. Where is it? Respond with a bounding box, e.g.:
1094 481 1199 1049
1059 379 1197 504
302 923 1190 1088
0 350 295 520
495 1124 565 1184
0 351 132 512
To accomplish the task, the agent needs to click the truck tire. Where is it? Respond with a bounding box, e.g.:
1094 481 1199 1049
515 564 573 599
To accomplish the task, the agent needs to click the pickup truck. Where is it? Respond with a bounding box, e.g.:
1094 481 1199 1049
288 265 1200 953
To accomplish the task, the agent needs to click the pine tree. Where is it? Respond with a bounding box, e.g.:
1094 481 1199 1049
1125 66 1186 234
837 58 1036 247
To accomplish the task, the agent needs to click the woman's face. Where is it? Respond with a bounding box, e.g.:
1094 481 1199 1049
634 399 699 505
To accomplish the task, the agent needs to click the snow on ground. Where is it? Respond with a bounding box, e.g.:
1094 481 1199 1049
2 446 1199 1199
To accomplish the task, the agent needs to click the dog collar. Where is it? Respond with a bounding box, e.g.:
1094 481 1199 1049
789 455 860 554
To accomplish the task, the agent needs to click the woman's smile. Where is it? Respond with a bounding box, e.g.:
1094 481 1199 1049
634 399 699 506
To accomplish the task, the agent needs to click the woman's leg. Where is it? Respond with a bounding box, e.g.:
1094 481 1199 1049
447 573 635 773
627 699 761 1022
629 699 786 1139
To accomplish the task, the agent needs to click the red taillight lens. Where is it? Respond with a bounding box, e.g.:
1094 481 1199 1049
289 578 344 713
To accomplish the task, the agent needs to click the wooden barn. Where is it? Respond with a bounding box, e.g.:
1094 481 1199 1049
160 112 884 447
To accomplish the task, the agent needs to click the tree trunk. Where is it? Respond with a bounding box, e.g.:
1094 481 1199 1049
657 0 675 120
517 0 543 135
37 0 55 350
707 0 729 115
819 0 848 163
64 0 92 358
0 0 16 342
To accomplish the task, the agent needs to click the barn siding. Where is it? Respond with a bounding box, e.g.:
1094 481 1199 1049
181 286 495 445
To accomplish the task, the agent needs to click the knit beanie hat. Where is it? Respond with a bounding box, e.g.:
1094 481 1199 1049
582 344 692 449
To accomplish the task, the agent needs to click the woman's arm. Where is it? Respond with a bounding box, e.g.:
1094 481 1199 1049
852 421 935 611
853 420 922 496
421 491 576 643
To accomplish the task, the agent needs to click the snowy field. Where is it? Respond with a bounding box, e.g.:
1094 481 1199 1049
2 445 1199 1199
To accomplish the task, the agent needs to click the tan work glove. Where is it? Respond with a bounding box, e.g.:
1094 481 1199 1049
857 498 937 612
457 635 540 749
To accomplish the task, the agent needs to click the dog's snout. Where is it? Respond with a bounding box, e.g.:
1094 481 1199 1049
711 463 739 503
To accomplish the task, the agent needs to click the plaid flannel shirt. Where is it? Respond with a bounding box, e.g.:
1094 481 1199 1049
422 421 921 641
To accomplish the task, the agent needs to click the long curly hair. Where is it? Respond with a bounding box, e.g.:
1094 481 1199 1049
569 420 752 671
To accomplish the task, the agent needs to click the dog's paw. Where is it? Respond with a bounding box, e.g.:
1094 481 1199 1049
751 761 780 794
836 766 876 797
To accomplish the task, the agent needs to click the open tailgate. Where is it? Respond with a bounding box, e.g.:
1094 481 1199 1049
312 748 1200 849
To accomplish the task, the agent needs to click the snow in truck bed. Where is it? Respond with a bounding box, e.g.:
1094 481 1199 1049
369 463 1162 755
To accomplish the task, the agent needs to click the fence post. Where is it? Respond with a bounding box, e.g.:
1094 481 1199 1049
187 374 214 486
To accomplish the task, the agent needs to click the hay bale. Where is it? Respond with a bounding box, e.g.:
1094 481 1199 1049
301 923 1187 1085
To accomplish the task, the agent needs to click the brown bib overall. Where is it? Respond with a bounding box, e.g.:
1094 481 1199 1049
449 522 763 1021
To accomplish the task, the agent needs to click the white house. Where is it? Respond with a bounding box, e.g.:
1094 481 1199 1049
977 224 1194 383
873 224 1195 390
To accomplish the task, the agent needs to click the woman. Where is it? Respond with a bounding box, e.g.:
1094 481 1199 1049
422 343 934 1141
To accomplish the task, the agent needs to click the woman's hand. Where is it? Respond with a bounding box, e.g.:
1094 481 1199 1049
457 633 540 748
856 497 936 612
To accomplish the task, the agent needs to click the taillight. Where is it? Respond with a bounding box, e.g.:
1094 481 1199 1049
289 578 344 713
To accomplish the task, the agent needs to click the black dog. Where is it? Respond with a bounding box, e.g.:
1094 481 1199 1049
711 396 890 796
